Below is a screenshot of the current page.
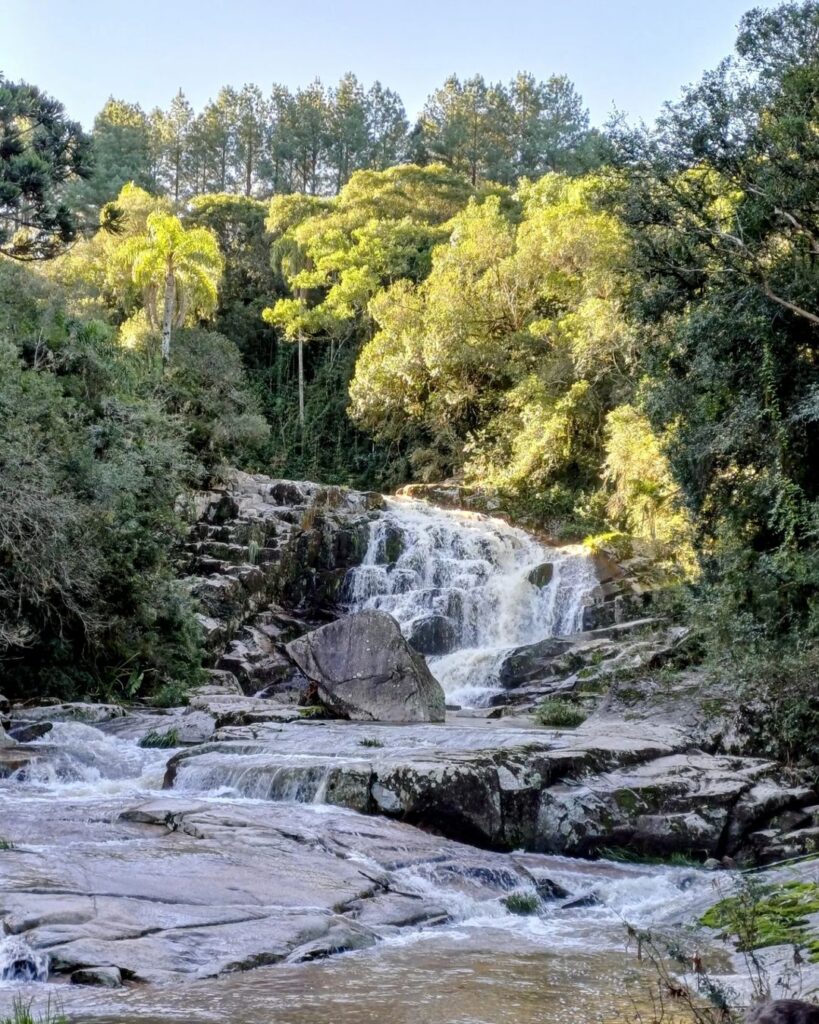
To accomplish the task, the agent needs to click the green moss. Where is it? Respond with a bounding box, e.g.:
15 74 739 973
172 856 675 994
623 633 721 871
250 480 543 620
299 705 330 719
358 737 384 748
701 881 819 961
503 892 540 915
535 698 586 728
139 727 179 749
613 788 643 814
0 837 13 850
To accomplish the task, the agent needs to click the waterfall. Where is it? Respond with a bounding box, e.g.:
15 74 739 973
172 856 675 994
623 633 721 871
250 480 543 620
346 498 598 706
0 938 49 984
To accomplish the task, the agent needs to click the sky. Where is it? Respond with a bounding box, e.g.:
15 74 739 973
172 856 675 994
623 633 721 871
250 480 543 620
1 0 776 128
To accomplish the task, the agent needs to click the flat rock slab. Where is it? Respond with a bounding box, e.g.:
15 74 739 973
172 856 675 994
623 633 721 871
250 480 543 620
162 716 816 859
0 796 542 983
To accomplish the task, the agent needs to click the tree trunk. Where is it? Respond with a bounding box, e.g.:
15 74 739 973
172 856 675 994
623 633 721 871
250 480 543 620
161 261 175 368
297 336 305 430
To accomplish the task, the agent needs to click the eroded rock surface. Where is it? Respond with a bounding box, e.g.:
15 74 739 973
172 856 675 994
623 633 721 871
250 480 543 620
162 714 816 862
0 797 555 982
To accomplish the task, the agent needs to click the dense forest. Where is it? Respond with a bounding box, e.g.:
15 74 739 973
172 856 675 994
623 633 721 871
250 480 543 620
1 0 818 754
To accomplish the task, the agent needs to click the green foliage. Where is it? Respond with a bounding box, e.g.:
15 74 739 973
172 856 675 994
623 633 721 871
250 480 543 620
535 698 587 728
139 726 180 748
0 75 92 260
66 98 156 214
350 175 640 524
187 193 280 367
114 209 223 362
0 260 203 700
502 892 541 915
420 72 595 185
702 880 819 961
158 328 270 471
611 1 819 657
0 998 67 1024
0 837 14 850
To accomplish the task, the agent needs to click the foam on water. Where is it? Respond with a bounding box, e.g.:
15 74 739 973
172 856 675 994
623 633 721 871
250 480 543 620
346 497 598 705
0 938 49 984
8 721 171 797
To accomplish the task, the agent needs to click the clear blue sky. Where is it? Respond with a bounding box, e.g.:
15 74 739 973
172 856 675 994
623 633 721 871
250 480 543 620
1 0 774 128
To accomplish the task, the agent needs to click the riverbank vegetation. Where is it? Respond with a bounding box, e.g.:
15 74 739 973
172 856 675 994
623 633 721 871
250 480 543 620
1 0 818 725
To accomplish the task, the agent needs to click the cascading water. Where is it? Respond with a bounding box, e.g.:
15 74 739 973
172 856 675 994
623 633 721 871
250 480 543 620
0 496 728 1024
346 497 598 706
0 938 49 984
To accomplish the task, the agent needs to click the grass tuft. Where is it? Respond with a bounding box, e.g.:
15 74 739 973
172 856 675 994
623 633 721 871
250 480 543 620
1 997 67 1024
535 698 586 728
502 892 540 915
139 727 179 749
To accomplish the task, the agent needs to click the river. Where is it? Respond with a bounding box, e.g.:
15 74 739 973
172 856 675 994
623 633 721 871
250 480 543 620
0 498 725 1023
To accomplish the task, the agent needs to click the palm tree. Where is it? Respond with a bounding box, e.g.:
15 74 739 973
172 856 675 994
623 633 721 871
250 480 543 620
119 212 223 365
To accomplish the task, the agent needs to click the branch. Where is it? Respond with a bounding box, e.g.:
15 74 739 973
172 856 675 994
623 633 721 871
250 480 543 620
761 283 819 327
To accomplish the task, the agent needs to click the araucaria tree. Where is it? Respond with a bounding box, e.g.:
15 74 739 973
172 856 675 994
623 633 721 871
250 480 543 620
0 75 93 259
117 211 224 363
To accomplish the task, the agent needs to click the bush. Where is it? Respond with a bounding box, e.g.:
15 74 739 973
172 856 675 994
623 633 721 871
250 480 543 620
158 327 270 474
0 261 202 701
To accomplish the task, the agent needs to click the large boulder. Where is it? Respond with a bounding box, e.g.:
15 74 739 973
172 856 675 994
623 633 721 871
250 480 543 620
285 611 446 723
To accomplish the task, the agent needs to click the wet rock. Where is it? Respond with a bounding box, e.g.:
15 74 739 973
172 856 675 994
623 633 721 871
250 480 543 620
286 611 446 723
407 614 458 656
0 746 38 777
7 722 52 743
186 695 303 730
344 893 448 930
527 563 554 588
70 966 123 987
533 878 571 901
12 703 125 724
562 892 601 909
0 799 539 983
498 637 574 688
0 694 9 715
175 712 217 745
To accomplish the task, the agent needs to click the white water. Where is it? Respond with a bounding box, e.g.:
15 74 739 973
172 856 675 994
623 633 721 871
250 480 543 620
0 501 723 1023
0 938 49 984
346 498 598 705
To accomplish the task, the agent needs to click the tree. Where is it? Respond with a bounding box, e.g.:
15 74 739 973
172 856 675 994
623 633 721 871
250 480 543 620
69 98 155 213
0 75 92 259
612 0 819 643
117 212 223 364
509 73 591 178
366 82 408 169
262 165 475 431
188 192 280 366
235 84 268 196
350 175 636 510
151 90 194 200
289 81 330 193
421 75 512 185
327 73 370 191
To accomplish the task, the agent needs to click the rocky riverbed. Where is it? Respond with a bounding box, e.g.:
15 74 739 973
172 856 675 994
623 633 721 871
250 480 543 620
2 474 818 1020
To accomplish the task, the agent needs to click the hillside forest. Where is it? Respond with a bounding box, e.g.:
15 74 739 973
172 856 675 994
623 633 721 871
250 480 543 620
1 0 818 758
